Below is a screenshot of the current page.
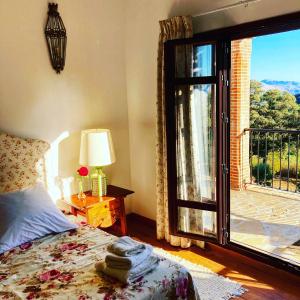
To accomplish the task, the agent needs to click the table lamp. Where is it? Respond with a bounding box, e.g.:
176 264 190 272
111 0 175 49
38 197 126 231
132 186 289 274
79 129 116 196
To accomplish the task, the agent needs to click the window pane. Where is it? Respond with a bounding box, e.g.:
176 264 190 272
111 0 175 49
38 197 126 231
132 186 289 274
175 44 214 78
175 84 216 203
178 207 217 237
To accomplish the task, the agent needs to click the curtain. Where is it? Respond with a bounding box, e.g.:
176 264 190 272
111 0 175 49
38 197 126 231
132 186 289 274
156 16 216 247
156 16 194 248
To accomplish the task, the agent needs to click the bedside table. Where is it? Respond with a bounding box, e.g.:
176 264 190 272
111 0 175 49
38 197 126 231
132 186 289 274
63 185 133 236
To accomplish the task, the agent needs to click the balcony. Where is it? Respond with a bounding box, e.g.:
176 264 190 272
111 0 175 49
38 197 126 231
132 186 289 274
246 128 300 192
230 128 300 266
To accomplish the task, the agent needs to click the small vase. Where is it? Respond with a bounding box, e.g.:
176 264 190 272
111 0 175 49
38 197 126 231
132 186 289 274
77 179 87 206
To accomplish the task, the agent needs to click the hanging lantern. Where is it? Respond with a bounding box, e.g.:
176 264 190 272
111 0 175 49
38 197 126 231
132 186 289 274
45 3 67 73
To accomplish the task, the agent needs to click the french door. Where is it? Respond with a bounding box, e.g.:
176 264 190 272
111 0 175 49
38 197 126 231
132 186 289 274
164 38 230 245
164 12 300 274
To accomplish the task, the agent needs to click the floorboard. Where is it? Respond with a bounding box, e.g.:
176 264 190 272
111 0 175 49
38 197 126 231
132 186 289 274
126 214 300 300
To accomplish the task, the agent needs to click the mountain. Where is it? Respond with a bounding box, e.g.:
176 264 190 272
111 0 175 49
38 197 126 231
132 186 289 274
260 79 300 103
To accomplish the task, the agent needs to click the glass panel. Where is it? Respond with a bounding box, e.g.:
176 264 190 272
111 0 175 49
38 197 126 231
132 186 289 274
175 84 216 203
175 44 214 78
178 207 217 237
230 32 300 267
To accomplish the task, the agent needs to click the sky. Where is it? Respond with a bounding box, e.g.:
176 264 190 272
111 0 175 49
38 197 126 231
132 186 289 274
250 29 300 82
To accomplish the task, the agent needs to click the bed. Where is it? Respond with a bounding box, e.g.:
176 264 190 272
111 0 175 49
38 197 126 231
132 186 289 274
0 222 200 300
0 133 199 299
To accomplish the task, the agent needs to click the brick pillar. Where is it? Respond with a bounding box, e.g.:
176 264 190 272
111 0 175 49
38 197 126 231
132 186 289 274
230 39 252 190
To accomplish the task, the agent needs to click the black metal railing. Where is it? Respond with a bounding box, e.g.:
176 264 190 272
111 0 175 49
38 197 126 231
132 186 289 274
244 128 300 193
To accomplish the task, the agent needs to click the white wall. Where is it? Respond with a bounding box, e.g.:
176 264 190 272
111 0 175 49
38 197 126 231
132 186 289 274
1 0 300 220
0 0 132 212
125 0 300 220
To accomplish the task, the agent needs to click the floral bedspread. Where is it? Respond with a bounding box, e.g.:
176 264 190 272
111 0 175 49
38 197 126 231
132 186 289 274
0 223 199 300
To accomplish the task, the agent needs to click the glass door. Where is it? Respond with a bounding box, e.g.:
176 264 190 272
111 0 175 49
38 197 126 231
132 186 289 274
164 11 300 274
229 30 300 268
165 40 229 243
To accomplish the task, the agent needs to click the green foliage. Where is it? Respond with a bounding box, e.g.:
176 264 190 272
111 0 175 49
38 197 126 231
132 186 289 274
252 163 273 184
252 149 300 178
297 182 300 192
250 80 300 130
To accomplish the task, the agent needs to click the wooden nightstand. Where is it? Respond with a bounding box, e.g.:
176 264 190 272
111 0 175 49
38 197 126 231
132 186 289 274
63 185 133 236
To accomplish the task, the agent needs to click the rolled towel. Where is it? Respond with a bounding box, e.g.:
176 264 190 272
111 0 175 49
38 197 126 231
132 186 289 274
108 236 146 257
95 256 159 284
105 245 153 270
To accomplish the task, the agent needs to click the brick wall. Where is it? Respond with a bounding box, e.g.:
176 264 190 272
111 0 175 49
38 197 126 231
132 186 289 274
230 39 252 190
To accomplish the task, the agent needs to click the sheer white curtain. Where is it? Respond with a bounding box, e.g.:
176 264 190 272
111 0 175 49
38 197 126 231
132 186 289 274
191 88 211 201
190 88 215 234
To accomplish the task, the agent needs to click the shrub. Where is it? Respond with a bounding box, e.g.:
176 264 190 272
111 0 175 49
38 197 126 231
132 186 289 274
297 182 300 193
252 163 273 184
252 150 300 178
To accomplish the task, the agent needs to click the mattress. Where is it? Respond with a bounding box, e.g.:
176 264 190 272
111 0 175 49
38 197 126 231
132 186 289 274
0 223 199 299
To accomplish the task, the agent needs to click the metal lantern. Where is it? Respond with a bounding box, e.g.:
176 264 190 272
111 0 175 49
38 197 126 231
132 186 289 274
45 3 67 73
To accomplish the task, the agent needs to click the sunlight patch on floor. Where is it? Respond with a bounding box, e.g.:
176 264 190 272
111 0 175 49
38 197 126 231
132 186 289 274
230 189 300 266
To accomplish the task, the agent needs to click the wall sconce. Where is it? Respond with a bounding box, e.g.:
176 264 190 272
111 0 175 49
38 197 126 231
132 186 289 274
45 3 67 73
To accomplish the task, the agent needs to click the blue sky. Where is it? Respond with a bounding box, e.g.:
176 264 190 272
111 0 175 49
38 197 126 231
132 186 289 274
250 29 300 82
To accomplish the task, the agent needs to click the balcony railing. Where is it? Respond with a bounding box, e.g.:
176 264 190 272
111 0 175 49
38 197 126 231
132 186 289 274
244 128 300 193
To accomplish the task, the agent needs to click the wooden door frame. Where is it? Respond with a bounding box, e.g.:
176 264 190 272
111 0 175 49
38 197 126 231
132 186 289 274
164 39 228 244
164 11 300 275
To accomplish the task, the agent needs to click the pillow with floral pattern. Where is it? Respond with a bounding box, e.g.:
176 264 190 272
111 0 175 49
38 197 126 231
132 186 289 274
0 133 50 193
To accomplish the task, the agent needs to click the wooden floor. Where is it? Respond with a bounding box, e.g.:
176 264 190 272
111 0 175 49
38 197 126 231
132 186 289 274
126 214 300 300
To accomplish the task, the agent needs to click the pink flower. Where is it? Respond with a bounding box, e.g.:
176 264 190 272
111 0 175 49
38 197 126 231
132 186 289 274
77 167 89 177
0 274 7 282
19 242 32 251
38 269 61 282
161 277 170 289
76 244 88 251
175 276 188 298
59 242 88 252
58 272 74 282
26 292 36 300
59 242 79 251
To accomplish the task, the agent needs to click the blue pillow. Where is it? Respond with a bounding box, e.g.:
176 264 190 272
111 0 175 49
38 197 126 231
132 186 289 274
0 183 77 253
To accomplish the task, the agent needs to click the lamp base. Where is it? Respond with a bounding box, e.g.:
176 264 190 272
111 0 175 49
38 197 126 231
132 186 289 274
91 167 107 196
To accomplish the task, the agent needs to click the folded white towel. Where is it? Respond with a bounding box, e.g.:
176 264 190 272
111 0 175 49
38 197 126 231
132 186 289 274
108 236 146 257
95 256 159 284
105 244 153 270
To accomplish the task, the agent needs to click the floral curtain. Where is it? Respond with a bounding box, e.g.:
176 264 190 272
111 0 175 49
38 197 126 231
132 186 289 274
156 16 194 248
156 16 216 248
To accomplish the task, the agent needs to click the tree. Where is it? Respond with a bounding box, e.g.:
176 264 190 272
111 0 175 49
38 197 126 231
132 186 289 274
250 80 300 158
250 80 300 130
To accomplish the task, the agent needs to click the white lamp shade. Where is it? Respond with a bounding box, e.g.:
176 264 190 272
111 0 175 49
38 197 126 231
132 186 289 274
79 129 116 167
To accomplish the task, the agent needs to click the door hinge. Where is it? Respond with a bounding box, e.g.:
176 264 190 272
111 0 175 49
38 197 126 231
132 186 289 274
222 228 229 241
221 74 229 87
221 112 228 124
221 163 228 174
